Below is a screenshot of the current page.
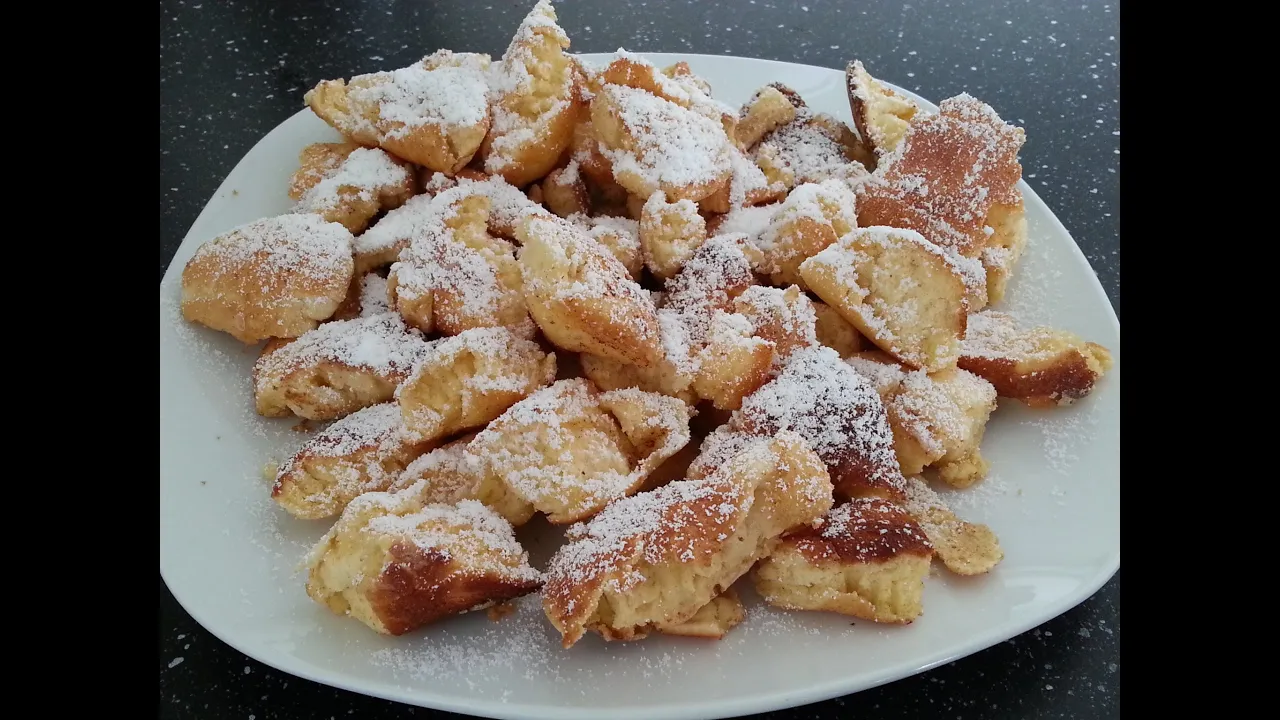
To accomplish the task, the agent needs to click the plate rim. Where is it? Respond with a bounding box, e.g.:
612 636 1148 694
160 51 1120 720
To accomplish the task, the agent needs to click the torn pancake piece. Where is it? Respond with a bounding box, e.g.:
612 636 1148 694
753 498 933 623
958 310 1113 408
272 402 436 520
465 379 691 524
386 187 532 337
516 212 662 367
289 145 415 234
735 345 906 503
395 326 556 442
305 50 491 174
181 215 354 344
799 226 972 372
481 0 582 186
391 433 536 527
542 431 833 647
845 60 920 158
305 492 542 636
902 476 1003 576
253 313 430 420
855 93 1024 259
656 588 746 639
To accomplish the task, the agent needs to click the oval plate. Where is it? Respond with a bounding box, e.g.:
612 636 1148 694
159 52 1120 720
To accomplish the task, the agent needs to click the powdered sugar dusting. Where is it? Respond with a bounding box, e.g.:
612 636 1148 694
365 499 543 583
736 346 904 497
292 147 410 215
254 313 430 384
715 203 781 241
600 84 731 193
188 214 354 287
471 380 639 511
753 110 870 186
349 51 489 139
662 234 757 350
355 194 436 260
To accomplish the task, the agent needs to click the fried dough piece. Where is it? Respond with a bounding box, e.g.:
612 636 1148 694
386 188 532 337
391 432 536 526
396 326 557 442
272 403 435 520
733 285 820 366
902 476 1003 575
800 226 974 372
482 1 582 186
980 199 1029 306
355 172 539 275
516 212 662 367
578 312 699 405
856 94 1024 258
351 194 433 275
639 190 708 280
958 310 1113 407
598 52 738 139
331 272 391 322
253 313 430 420
305 50 491 174
466 379 691 524
753 498 933 623
181 215 354 344
591 82 732 203
885 367 997 487
657 588 746 639
691 311 775 410
579 233 763 407
305 492 542 635
542 431 833 647
756 180 857 289
698 145 788 215
289 145 415 234
737 85 798 150
845 60 920 159
735 345 907 503
564 213 643 280
538 161 591 217
752 105 871 191
844 350 908 396
288 141 359 198
812 301 865 357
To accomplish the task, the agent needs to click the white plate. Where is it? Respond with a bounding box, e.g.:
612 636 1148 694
160 52 1120 720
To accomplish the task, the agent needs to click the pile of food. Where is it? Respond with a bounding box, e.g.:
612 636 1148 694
178 0 1113 648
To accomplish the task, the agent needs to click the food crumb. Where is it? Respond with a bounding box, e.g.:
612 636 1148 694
487 602 517 622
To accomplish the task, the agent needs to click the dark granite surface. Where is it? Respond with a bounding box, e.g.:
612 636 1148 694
159 1 1120 717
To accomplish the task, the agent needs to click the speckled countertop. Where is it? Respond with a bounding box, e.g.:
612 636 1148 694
159 1 1120 717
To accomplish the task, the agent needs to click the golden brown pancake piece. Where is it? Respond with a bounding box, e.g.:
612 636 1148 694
754 498 933 623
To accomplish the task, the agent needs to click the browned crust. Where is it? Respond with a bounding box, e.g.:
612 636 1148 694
735 359 906 504
785 499 932 564
767 82 808 110
856 97 1024 257
540 472 746 642
330 273 370 322
845 63 874 163
958 342 1111 407
369 542 542 636
288 142 362 200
